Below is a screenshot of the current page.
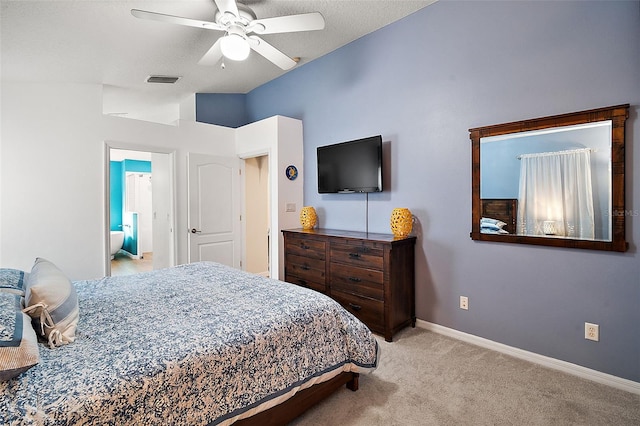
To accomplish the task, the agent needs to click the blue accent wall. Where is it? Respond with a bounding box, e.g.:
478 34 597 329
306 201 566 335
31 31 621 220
109 161 123 231
123 159 152 173
198 1 640 382
196 93 250 128
123 212 138 256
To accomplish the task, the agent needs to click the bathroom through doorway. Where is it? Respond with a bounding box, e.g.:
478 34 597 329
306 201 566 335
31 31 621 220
106 145 175 276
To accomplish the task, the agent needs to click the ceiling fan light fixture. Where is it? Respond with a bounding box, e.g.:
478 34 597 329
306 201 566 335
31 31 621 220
220 33 250 61
133 2 326 70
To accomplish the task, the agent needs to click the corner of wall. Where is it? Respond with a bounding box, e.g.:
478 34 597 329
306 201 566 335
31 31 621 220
180 94 196 122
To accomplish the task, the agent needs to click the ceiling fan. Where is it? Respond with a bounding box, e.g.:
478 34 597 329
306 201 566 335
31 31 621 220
131 0 325 70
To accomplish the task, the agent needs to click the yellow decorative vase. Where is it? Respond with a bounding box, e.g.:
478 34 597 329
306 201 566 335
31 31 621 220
390 208 413 237
300 206 318 230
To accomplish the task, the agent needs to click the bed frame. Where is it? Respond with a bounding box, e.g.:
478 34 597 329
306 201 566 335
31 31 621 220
481 198 518 234
235 372 359 425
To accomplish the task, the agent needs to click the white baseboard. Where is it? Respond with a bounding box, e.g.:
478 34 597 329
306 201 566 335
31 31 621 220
416 319 640 395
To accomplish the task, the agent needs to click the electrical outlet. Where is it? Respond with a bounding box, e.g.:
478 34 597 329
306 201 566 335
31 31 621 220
585 322 599 341
460 296 469 310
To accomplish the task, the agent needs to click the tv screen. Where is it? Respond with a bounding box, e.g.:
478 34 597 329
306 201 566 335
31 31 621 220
317 135 382 193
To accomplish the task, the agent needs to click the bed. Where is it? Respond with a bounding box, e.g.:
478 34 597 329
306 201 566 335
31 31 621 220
480 198 518 234
1 260 379 425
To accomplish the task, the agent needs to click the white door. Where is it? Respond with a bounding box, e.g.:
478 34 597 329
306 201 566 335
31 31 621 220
125 172 152 255
187 153 241 268
138 174 153 254
152 152 174 270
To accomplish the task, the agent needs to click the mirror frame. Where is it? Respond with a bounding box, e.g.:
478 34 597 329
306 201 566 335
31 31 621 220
469 104 629 252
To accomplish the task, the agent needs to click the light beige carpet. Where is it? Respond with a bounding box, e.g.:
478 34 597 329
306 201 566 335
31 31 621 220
290 327 640 425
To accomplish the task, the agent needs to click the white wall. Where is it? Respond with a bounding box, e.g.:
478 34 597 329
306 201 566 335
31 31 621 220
274 116 305 277
236 116 304 278
1 82 235 279
1 83 104 279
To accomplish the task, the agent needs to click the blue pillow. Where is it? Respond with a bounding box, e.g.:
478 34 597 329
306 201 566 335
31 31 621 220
481 222 504 232
1 289 40 381
0 268 26 290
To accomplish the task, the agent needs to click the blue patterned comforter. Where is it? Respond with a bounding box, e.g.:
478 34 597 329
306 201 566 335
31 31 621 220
1 262 379 425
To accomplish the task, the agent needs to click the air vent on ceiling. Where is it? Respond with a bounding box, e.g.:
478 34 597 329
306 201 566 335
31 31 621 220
146 75 181 84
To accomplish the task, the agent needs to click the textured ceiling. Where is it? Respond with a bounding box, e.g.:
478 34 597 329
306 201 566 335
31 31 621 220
1 0 436 117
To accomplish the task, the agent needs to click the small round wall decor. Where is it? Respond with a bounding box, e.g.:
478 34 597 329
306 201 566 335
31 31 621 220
285 165 298 181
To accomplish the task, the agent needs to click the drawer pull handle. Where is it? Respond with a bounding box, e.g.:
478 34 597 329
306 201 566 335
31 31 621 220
349 253 361 259
301 265 310 270
348 277 361 282
348 303 362 311
301 244 310 249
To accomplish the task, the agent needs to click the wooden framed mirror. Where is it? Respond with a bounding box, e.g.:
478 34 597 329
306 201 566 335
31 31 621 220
469 104 629 252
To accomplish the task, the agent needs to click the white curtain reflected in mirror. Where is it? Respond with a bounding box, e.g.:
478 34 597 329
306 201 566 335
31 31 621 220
517 149 595 239
479 121 612 242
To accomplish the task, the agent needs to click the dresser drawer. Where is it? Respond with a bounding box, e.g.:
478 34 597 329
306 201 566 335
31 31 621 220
330 242 383 270
331 290 384 332
286 236 326 260
330 263 383 300
286 254 325 282
285 274 326 294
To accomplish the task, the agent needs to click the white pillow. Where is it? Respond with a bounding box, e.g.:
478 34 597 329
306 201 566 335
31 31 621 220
481 217 507 229
23 258 79 348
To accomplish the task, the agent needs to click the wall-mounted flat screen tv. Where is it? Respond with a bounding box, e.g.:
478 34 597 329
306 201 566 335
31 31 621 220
317 135 383 193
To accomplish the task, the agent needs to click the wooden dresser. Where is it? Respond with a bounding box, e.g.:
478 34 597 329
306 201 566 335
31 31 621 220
282 228 416 342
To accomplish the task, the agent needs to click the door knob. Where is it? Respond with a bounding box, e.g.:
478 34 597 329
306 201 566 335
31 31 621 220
191 228 202 234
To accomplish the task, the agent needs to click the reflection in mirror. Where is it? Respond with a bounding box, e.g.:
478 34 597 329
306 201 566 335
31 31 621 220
470 104 629 252
481 122 611 240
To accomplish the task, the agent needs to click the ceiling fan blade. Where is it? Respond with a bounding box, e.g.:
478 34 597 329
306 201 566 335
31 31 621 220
214 0 239 18
198 39 224 66
131 9 225 31
248 36 297 70
249 12 325 35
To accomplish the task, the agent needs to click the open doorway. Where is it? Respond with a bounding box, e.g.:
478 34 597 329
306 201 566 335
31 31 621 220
106 146 175 276
243 155 270 277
